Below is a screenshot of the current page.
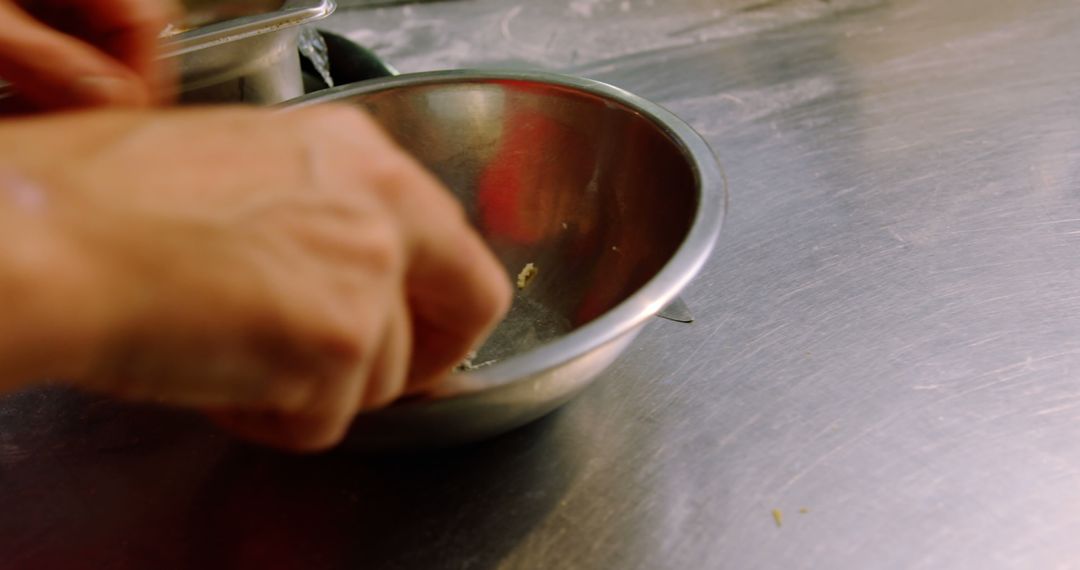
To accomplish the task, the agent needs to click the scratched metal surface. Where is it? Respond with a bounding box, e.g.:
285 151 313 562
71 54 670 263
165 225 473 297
323 1 1080 567
3 0 1080 568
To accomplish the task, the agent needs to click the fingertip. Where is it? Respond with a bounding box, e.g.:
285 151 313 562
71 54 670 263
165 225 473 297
269 428 347 454
72 73 151 107
207 410 353 453
274 416 354 453
460 235 515 331
487 265 514 327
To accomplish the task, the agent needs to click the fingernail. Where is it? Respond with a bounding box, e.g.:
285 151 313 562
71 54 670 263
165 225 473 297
73 75 147 106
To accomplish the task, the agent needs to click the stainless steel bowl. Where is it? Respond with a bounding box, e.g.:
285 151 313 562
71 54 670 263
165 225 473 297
289 71 726 450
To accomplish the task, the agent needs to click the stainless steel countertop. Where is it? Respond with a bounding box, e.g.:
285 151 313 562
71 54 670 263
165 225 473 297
3 0 1080 568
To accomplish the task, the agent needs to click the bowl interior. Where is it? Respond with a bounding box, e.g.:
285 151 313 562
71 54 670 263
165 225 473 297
342 78 700 366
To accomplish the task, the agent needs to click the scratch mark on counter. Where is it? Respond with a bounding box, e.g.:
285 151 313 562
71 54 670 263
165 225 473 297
885 226 909 243
726 322 792 366
742 0 785 13
927 217 1080 236
568 0 604 18
924 353 1080 410
500 5 523 42
718 93 747 106
663 323 732 380
667 76 838 130
545 31 558 50
773 412 900 494
966 332 1010 348
667 11 731 37
717 411 765 447
1034 400 1080 416
772 245 906 303
0 441 29 465
929 259 1044 275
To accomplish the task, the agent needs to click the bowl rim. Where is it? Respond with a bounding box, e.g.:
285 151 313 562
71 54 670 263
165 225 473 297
288 69 727 394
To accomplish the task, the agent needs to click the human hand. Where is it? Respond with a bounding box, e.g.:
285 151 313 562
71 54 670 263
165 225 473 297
0 105 511 450
0 0 177 110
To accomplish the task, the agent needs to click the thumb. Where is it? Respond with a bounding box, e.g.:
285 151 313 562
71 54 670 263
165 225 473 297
0 4 150 110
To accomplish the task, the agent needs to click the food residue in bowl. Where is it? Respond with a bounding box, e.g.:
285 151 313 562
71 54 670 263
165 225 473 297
453 351 496 373
517 262 538 290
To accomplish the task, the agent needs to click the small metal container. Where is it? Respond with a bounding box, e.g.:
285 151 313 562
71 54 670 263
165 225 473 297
166 0 335 104
0 1 334 104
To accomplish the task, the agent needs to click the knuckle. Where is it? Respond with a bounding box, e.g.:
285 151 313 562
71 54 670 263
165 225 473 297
354 215 407 275
361 151 424 195
315 320 376 372
307 303 392 381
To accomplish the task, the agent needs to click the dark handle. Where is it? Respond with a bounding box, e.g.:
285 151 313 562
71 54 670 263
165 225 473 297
300 29 397 94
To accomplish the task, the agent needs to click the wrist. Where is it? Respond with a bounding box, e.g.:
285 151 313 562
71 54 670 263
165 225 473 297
0 169 117 389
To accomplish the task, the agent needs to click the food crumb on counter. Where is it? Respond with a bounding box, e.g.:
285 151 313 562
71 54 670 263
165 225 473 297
772 509 783 528
517 262 538 290
799 508 809 514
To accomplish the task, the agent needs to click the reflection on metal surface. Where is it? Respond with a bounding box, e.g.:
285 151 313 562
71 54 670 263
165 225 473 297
5 0 1080 567
178 0 286 29
316 0 1080 567
657 296 694 323
0 386 587 567
167 0 335 103
291 71 726 448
